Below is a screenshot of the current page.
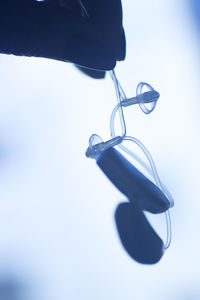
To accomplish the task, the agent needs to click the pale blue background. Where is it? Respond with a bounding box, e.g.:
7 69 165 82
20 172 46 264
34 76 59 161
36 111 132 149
0 0 199 299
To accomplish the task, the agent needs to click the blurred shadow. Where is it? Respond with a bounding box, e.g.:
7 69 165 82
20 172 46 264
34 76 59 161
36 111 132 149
190 0 200 30
115 202 164 264
0 278 24 300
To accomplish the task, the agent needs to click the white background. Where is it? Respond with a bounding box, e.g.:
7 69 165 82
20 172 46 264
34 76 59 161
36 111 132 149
0 0 199 299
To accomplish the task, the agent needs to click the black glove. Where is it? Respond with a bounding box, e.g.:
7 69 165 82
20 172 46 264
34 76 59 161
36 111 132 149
0 0 126 78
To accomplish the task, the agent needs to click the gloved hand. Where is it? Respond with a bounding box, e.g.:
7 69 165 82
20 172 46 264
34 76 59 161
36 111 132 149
0 0 126 78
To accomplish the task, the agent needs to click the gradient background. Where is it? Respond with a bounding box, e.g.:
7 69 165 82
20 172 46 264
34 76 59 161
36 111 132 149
0 0 200 299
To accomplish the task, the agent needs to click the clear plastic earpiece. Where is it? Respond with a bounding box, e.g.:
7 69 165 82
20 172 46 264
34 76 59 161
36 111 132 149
89 134 103 146
136 82 158 114
86 135 122 159
121 83 159 111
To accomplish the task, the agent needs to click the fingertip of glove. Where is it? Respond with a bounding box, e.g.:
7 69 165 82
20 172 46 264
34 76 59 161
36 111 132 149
75 65 106 79
116 27 126 61
64 34 116 71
